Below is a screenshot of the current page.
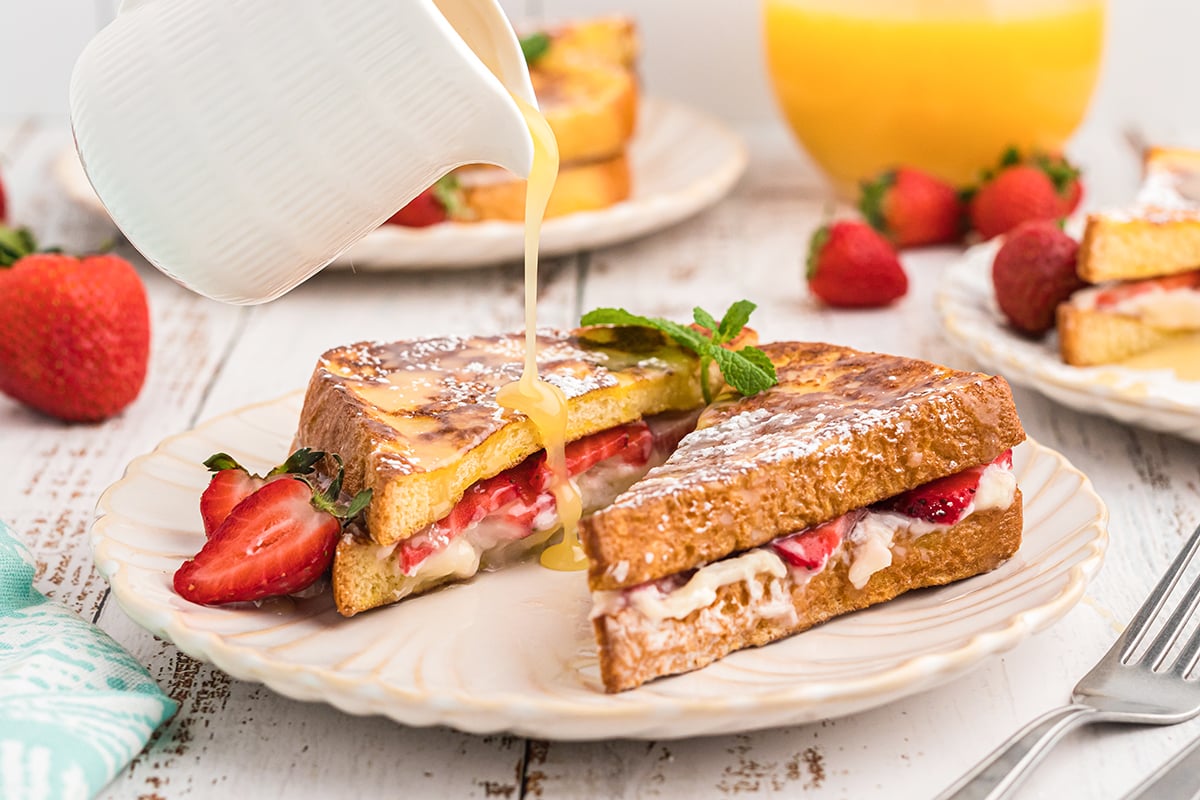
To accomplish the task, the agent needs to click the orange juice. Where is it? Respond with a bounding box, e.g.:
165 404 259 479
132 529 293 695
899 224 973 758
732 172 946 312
764 0 1105 195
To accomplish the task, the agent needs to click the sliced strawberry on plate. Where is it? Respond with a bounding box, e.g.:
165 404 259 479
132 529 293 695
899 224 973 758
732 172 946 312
199 448 324 537
773 511 862 570
176 459 371 605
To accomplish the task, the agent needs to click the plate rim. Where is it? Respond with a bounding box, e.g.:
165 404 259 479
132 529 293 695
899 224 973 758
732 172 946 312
91 392 1109 737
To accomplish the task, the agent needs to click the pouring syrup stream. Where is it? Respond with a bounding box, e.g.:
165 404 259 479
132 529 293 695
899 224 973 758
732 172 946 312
495 95 587 572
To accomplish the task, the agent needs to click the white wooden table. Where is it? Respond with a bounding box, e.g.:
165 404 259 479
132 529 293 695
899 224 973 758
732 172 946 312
3 116 1198 800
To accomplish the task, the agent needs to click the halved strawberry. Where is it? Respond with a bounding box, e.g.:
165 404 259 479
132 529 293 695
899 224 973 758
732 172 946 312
175 462 371 605
876 450 1013 524
773 511 861 570
199 448 324 537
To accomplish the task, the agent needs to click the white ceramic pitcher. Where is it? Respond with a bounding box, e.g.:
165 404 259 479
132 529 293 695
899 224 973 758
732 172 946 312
70 0 537 303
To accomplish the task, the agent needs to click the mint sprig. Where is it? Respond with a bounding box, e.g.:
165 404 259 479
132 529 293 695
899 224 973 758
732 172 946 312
581 300 777 403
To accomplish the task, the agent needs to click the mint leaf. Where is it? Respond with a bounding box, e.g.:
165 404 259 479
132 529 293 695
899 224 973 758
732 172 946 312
693 306 719 333
520 32 551 64
580 307 708 352
711 346 776 397
581 301 777 399
716 300 756 344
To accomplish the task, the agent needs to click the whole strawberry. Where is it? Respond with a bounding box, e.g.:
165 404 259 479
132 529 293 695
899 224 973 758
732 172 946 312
0 172 7 223
1032 152 1084 215
969 165 1062 239
0 228 150 422
859 167 964 248
806 221 908 308
991 220 1085 336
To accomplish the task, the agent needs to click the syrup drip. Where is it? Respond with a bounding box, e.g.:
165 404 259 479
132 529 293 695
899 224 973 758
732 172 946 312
495 95 587 572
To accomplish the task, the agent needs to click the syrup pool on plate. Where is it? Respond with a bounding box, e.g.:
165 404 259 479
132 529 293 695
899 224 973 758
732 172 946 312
495 95 588 572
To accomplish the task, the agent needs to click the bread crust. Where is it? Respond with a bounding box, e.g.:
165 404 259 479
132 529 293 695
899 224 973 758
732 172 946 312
1058 303 1190 366
1079 212 1200 283
594 498 1023 692
582 343 1025 591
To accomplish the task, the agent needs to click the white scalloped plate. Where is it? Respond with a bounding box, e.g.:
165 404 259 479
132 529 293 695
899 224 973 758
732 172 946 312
937 241 1200 443
91 393 1107 739
58 98 747 271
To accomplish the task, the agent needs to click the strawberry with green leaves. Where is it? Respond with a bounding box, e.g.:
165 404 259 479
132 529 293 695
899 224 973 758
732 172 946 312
0 227 150 422
199 448 325 536
176 457 372 605
968 148 1082 239
859 167 964 248
806 221 908 308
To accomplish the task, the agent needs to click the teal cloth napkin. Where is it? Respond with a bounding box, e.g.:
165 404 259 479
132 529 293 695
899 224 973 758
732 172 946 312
0 519 177 799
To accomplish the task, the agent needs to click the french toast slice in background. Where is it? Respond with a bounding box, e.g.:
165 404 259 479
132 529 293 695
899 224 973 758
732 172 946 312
451 152 630 222
1078 146 1200 283
1058 302 1195 366
436 16 638 222
531 16 639 165
582 342 1026 592
294 328 704 550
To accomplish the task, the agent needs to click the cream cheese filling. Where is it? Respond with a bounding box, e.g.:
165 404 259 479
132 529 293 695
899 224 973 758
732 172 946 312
592 461 1018 623
1070 284 1200 331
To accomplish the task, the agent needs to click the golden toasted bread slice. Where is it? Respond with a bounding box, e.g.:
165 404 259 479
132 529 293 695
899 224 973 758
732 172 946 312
451 152 630 223
1058 302 1195 366
519 17 638 164
295 328 705 550
581 342 1025 592
531 65 637 165
537 17 638 72
1079 147 1200 283
593 501 1022 692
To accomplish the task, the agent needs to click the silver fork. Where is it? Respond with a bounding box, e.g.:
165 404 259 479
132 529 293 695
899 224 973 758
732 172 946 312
937 523 1200 800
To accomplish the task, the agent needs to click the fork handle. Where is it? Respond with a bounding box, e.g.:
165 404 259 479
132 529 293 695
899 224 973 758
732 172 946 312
935 704 1100 800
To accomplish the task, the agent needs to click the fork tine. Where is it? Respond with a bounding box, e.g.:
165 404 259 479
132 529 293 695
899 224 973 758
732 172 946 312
1118 524 1200 661
1141 566 1200 669
1170 619 1200 678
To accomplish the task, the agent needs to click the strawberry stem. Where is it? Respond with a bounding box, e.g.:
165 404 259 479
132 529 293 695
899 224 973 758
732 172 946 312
0 226 37 268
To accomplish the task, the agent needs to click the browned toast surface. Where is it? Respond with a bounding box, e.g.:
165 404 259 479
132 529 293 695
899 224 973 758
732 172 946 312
296 328 703 548
582 342 1025 591
593 498 1023 692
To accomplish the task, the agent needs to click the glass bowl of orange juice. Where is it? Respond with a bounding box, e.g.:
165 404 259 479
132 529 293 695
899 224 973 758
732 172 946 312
764 0 1105 196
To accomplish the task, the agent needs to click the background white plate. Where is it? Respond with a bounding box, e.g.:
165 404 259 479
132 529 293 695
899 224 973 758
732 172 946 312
91 392 1107 740
57 98 748 271
937 241 1200 444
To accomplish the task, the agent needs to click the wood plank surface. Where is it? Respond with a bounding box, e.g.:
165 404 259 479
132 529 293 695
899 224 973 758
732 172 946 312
2 116 1199 800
